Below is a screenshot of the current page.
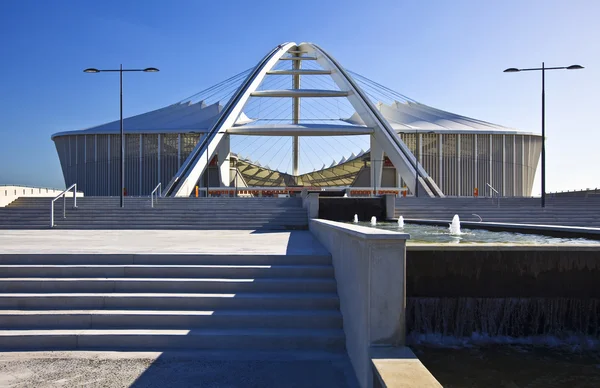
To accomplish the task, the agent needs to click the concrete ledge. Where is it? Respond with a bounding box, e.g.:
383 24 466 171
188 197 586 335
312 219 409 241
371 347 441 388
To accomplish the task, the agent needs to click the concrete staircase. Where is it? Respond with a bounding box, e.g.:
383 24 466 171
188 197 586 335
0 253 345 351
395 196 600 227
0 197 308 230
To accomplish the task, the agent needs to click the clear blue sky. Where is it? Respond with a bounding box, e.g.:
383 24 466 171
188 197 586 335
0 0 598 194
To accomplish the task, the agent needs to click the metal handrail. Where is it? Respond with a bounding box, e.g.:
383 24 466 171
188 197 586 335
486 183 500 207
50 183 77 227
151 183 162 208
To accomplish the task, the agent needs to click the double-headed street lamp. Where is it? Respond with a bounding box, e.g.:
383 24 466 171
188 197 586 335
84 65 159 208
503 63 583 207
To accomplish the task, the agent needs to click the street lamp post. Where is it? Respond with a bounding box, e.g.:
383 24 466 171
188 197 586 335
503 63 583 207
84 65 159 208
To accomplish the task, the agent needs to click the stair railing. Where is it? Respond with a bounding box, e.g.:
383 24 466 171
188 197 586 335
50 183 77 228
486 183 500 207
151 182 162 208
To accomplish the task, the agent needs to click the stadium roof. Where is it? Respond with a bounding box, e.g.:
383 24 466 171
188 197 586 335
52 71 533 139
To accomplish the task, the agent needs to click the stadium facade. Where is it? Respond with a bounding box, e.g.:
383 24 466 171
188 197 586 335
52 42 541 197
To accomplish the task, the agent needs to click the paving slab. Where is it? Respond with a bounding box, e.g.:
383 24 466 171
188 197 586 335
0 350 359 388
0 230 329 255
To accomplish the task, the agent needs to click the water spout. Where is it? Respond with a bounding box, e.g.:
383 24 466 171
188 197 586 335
397 216 404 228
353 214 358 223
449 214 461 235
371 216 377 226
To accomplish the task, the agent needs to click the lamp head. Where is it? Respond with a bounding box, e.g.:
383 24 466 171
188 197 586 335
567 65 584 70
83 68 100 73
143 67 159 72
503 68 520 73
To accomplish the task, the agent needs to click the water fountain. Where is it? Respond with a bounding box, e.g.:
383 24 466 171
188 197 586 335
353 214 358 223
397 216 404 228
371 216 377 226
449 214 461 235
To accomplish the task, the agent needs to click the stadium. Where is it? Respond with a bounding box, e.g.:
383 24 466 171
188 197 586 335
51 42 542 198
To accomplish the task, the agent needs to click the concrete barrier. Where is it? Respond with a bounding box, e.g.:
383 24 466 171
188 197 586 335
309 219 409 388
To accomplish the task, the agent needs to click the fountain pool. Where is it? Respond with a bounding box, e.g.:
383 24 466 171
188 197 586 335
355 222 600 244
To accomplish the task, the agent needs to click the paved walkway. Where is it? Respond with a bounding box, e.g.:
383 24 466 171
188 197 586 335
0 350 358 388
0 230 329 255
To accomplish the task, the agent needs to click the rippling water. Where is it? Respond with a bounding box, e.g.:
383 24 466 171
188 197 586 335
353 222 600 244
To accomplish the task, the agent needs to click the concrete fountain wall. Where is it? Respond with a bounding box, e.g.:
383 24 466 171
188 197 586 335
405 246 600 341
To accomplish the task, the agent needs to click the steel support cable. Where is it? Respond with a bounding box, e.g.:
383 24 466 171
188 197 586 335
335 136 367 159
347 71 416 103
242 136 277 161
201 75 249 103
298 76 352 115
157 74 255 128
300 146 318 173
342 135 369 150
300 97 344 122
355 74 415 103
351 77 401 105
254 97 295 122
256 72 291 92
299 72 340 91
262 136 291 170
310 136 343 164
247 100 290 121
253 94 295 121
301 138 335 175
244 74 296 118
116 73 249 129
178 68 253 104
318 135 359 160
216 85 249 107
164 43 291 196
249 136 288 164
274 140 292 172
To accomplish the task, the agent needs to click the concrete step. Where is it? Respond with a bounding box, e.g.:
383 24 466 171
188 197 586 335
0 264 334 278
0 254 332 266
0 292 340 310
0 309 342 330
0 278 337 293
0 328 346 351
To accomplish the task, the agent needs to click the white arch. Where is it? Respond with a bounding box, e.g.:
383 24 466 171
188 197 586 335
166 41 443 197
299 42 443 196
164 42 297 197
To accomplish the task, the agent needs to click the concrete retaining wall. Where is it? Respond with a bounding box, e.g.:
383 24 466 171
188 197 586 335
309 219 409 388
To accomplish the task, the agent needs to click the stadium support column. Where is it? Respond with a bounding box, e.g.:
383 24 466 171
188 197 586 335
218 134 231 187
292 50 301 176
370 135 383 195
